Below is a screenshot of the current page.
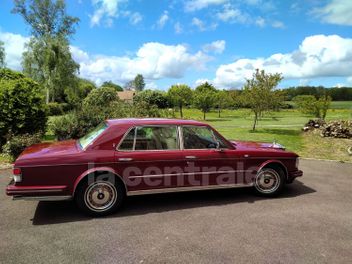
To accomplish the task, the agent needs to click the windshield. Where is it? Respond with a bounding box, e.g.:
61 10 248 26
78 122 108 149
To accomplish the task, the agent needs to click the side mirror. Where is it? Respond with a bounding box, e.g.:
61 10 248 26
215 141 224 152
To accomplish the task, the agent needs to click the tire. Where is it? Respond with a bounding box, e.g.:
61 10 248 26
75 174 125 216
253 167 285 197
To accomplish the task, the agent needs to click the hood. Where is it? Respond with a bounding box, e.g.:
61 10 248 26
230 140 285 151
16 140 80 162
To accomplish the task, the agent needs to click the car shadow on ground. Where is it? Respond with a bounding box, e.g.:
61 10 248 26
31 180 315 225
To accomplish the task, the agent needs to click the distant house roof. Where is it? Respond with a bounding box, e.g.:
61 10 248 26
117 91 136 101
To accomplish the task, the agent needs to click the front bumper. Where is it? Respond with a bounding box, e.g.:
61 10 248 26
6 180 72 201
287 170 303 183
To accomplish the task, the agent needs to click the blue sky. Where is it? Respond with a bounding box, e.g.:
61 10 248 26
1 0 352 90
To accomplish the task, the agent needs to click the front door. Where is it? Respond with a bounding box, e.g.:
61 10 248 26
181 125 247 187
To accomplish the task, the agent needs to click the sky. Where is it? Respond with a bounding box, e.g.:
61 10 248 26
1 0 352 90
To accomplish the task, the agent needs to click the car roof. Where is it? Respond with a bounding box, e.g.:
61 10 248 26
106 118 207 127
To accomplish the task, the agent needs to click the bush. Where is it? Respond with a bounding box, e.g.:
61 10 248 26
0 68 47 147
83 86 118 108
134 90 170 108
2 134 42 160
47 102 63 116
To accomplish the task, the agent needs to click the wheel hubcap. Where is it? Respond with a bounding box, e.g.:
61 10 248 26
84 181 117 212
255 169 280 193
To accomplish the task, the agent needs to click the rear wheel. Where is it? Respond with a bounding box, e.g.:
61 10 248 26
253 167 285 197
75 175 125 216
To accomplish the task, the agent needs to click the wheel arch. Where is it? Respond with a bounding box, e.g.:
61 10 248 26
257 160 288 180
73 167 127 197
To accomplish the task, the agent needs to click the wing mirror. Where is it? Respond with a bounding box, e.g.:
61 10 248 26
215 141 224 152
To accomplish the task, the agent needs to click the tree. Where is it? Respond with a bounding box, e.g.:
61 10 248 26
124 80 135 91
134 74 145 91
134 90 169 108
0 41 5 68
101 81 123 91
167 84 193 118
83 86 119 109
194 82 217 120
241 69 283 131
0 68 47 146
293 95 331 119
13 0 80 104
65 78 96 108
215 90 232 118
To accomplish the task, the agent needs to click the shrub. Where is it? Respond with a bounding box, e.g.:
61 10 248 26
2 133 42 160
0 68 47 147
83 86 118 108
47 102 63 116
134 90 170 108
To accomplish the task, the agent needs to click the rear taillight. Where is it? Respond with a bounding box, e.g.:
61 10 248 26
13 167 22 183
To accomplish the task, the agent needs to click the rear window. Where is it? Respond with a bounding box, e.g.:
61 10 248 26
78 122 108 149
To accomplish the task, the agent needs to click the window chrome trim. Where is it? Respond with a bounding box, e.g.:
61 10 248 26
116 125 181 152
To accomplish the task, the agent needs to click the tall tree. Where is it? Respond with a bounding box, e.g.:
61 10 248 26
167 84 193 118
133 74 145 91
241 69 283 131
215 90 232 118
0 41 5 68
194 82 217 120
13 0 80 104
101 81 123 91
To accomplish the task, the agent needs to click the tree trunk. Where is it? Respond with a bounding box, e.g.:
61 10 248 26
252 112 258 131
179 103 183 118
203 111 206 120
218 107 221 118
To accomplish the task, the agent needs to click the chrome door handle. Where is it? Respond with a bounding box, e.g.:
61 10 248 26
185 156 197 159
118 158 133 162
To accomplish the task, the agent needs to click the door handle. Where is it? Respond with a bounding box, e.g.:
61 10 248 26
118 158 133 162
185 156 197 159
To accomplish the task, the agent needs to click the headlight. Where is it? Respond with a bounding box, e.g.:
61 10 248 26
295 158 299 169
13 167 22 183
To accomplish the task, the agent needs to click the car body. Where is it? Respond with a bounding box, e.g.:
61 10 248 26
6 118 303 215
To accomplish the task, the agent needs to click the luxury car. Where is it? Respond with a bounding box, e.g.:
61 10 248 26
6 118 303 216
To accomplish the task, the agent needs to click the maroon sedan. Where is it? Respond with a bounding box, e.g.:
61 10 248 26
6 118 302 216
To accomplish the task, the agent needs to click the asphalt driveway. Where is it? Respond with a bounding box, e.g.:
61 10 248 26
0 159 351 264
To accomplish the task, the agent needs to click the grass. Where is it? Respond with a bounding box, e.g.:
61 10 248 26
179 107 352 162
1 103 351 166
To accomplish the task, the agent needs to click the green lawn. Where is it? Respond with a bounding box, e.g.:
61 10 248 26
179 107 352 161
1 104 351 166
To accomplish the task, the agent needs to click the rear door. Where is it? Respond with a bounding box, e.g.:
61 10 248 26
114 125 185 193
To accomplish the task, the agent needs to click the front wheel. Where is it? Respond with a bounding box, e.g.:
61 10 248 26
253 167 285 197
75 176 125 216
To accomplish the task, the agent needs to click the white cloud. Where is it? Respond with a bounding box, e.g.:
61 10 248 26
313 0 352 26
90 0 123 26
184 0 227 12
73 42 211 85
129 12 142 25
255 17 266 27
216 4 250 24
202 40 226 54
156 11 169 29
212 34 352 88
272 20 285 28
191 17 218 31
0 31 29 70
174 22 183 34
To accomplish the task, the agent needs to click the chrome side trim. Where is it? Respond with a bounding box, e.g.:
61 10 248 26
9 189 66 193
127 183 253 196
128 170 250 179
13 195 72 201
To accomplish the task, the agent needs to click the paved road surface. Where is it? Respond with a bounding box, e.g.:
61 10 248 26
0 159 351 264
